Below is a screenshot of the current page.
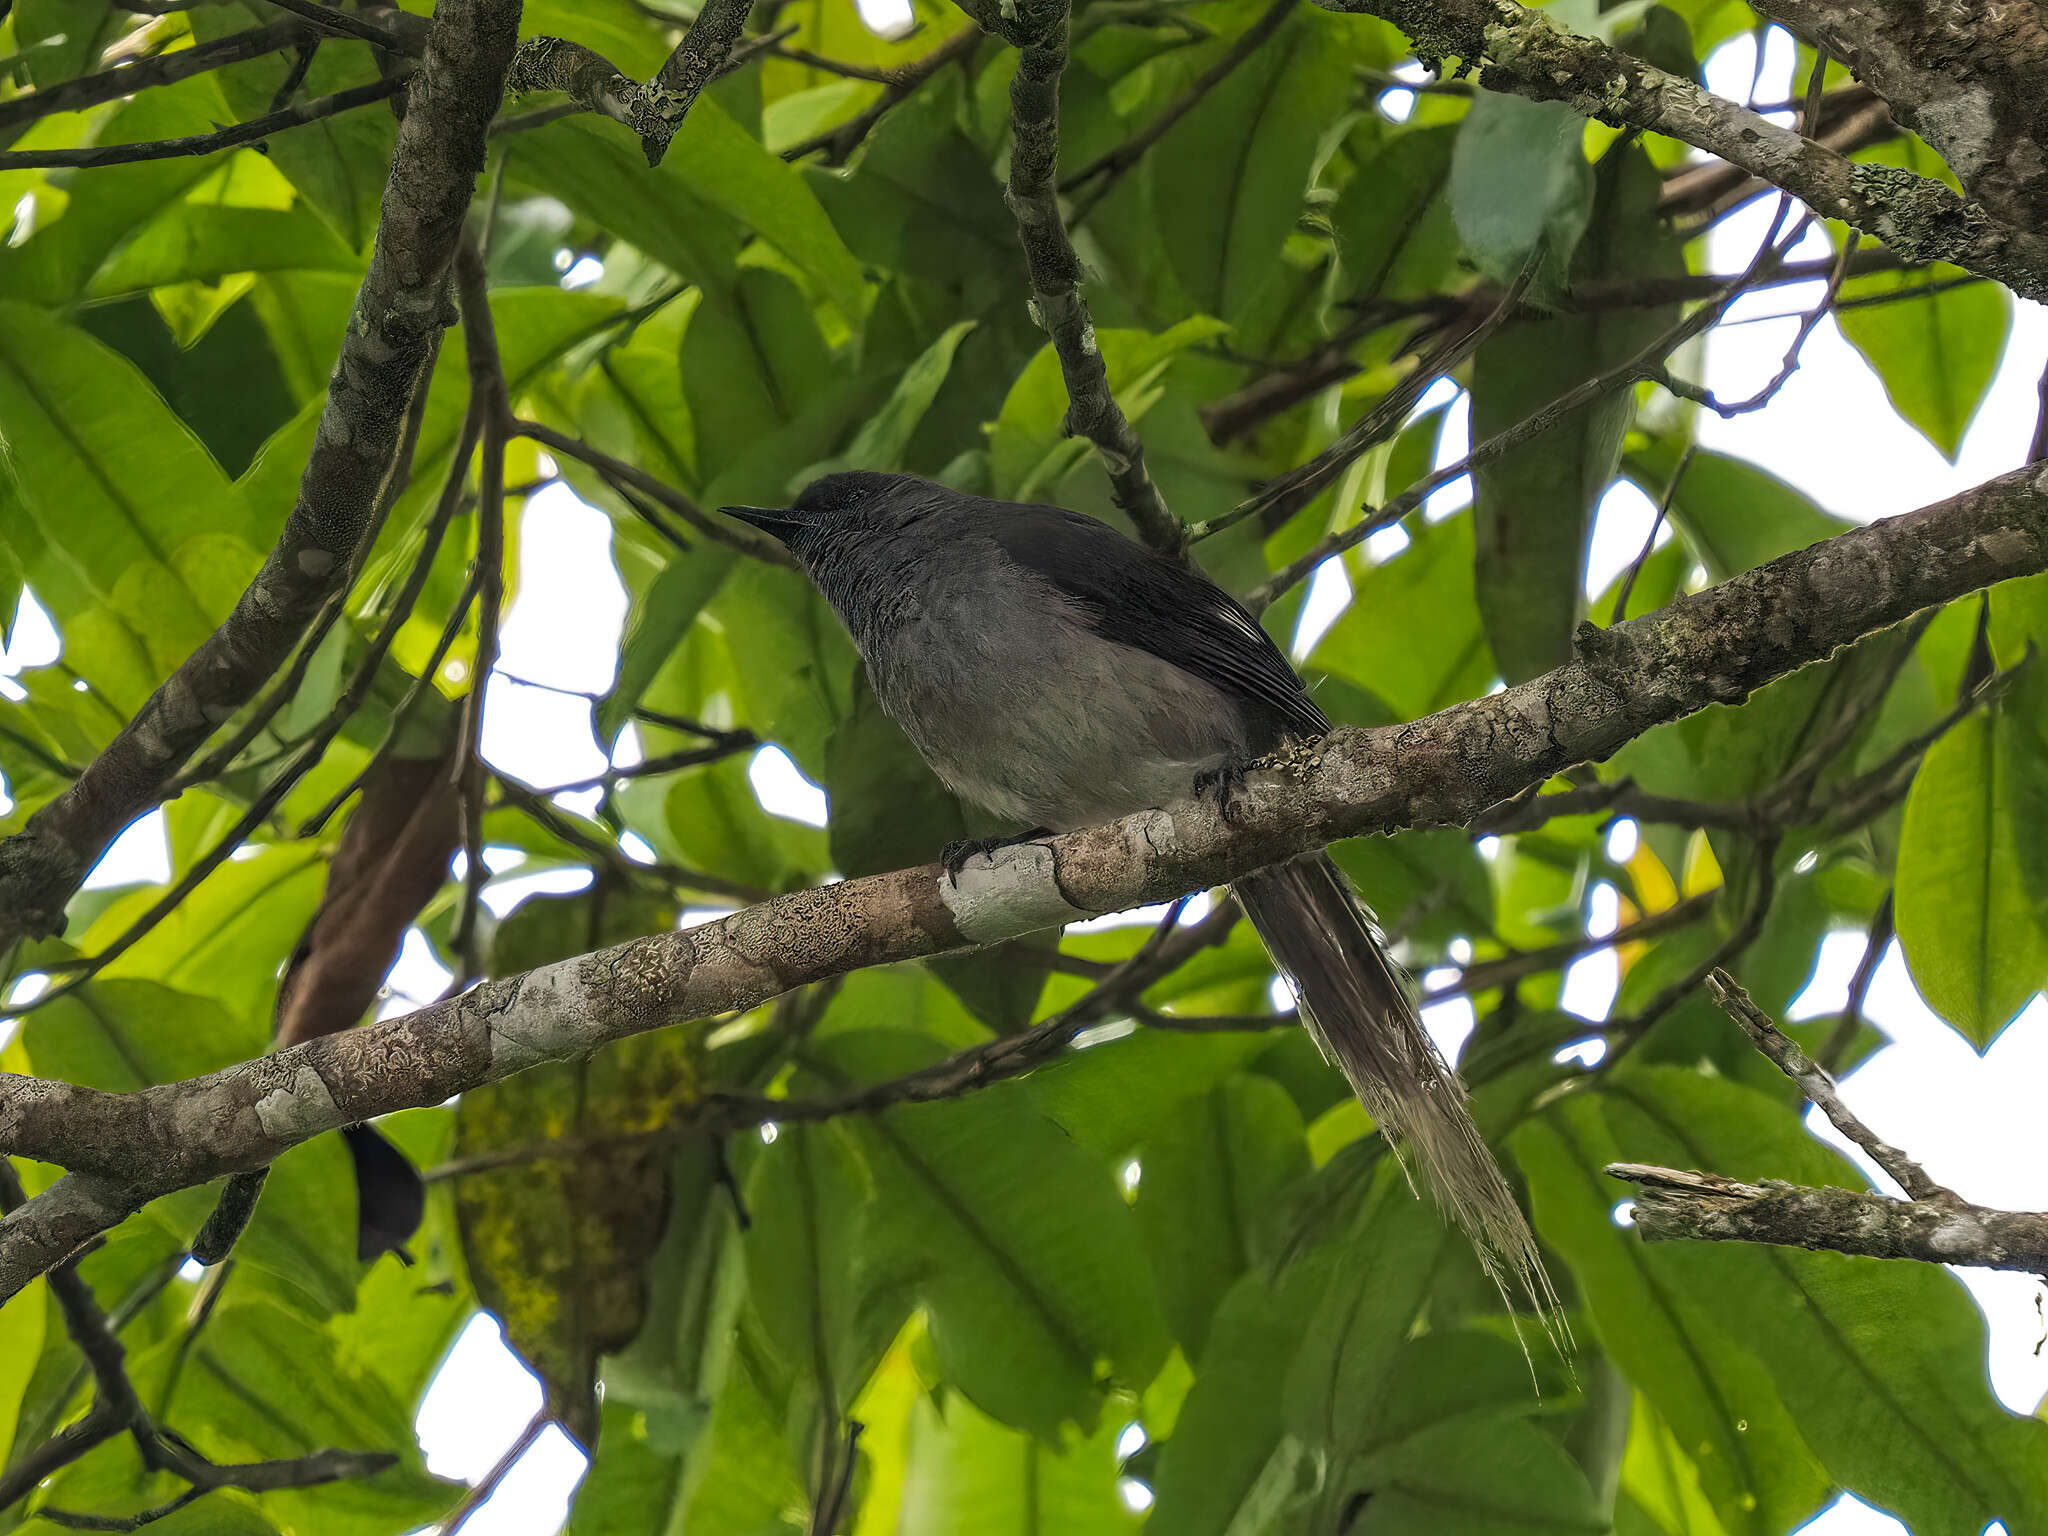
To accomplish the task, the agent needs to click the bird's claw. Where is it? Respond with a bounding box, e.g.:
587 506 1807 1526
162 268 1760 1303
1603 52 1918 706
1195 761 1251 825
941 829 1053 884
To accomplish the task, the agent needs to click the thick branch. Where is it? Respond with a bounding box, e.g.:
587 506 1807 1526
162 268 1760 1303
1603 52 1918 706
1320 0 2048 304
4 463 2048 1300
0 0 520 950
1611 1167 2048 1274
1005 7 1182 556
1745 0 2048 232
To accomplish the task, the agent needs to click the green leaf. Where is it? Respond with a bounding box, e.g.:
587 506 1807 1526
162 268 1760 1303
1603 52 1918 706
743 1123 912 1416
682 268 838 486
1331 125 1461 303
126 1298 454 1534
597 548 739 745
0 301 263 681
1895 694 2048 1047
1514 1101 1826 1536
80 842 326 1029
87 206 363 298
1144 1251 1335 1536
1661 450 1851 580
1835 139 2010 461
12 0 126 86
510 106 866 319
806 320 977 479
1470 148 1681 681
1332 1417 1607 1534
1132 1075 1308 1361
0 81 227 303
1838 260 2010 461
989 317 1229 506
1152 10 1352 327
897 1389 1138 1536
1310 512 1495 719
815 1031 1170 1440
0 1276 46 1471
1448 94 1594 298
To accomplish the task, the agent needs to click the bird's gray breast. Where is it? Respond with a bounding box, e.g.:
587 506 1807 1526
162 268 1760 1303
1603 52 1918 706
853 552 1247 831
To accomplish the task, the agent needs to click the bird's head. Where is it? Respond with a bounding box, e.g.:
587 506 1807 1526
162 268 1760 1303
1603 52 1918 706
719 471 915 553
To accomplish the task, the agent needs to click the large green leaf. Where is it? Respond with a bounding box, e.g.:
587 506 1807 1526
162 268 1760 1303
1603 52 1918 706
1895 690 2048 1047
897 1389 1138 1536
1152 9 1351 328
0 301 263 680
1659 450 1851 581
0 1276 46 1472
1132 1075 1308 1361
1515 1100 1826 1535
988 317 1228 505
87 206 363 298
597 548 739 746
805 319 977 479
189 11 394 248
1836 138 2010 461
510 106 866 319
1448 93 1594 298
814 1031 1170 1441
1310 512 1495 719
1331 125 1462 303
1470 148 1681 681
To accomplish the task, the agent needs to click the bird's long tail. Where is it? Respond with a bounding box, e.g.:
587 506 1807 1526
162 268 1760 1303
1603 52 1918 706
1235 852 1559 1330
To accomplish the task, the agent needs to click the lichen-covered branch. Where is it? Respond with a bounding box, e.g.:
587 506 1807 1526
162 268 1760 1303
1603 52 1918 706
0 0 521 952
1317 0 2048 305
1004 4 1183 556
1744 0 2048 233
507 0 754 166
1611 1166 2048 1275
5 460 2048 1300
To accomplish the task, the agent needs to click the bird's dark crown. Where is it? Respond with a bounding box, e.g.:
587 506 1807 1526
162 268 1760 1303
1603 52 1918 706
790 470 912 520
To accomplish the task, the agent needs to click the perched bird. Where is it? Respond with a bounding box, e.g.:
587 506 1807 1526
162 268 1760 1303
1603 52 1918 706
723 471 1554 1319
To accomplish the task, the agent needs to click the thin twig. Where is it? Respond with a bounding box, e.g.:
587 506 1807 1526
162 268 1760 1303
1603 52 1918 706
0 74 410 169
779 26 978 164
1003 2 1182 556
1705 969 1953 1201
1819 892 1893 1072
0 18 321 131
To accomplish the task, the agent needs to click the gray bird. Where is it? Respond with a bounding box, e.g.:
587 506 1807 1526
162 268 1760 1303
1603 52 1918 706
724 471 1554 1318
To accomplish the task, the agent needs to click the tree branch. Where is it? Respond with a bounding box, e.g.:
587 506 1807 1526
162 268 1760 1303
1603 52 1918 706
0 76 410 169
0 0 521 952
1743 0 2048 232
1611 1166 2048 1274
506 0 754 166
1004 1 1182 556
5 461 2048 1300
1317 0 2048 304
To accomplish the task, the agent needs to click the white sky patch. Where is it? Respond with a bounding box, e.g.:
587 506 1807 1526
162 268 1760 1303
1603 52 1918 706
1585 479 1669 599
81 808 170 889
749 744 829 826
1560 883 1619 1021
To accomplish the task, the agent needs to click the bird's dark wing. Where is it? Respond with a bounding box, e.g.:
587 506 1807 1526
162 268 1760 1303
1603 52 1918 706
986 501 1329 742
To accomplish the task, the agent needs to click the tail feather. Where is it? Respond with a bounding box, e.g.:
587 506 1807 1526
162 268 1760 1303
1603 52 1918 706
1235 853 1561 1334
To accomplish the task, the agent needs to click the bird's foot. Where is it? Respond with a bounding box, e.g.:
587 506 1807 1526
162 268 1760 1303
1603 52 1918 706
941 828 1053 884
1194 760 1251 824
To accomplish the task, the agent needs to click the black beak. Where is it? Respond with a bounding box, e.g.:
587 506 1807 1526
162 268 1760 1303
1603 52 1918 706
720 505 808 545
